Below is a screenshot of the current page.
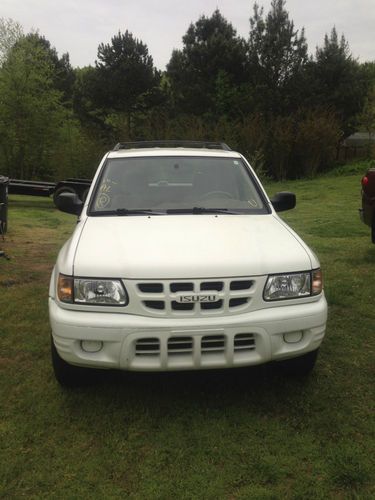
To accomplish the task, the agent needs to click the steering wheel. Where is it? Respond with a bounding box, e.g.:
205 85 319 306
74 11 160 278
200 190 233 200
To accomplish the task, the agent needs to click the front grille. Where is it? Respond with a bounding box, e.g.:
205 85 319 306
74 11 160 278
134 277 256 317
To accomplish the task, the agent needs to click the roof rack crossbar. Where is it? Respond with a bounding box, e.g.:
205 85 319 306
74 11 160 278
112 141 231 151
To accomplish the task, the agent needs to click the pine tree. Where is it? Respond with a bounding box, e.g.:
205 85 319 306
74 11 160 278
167 9 248 116
248 0 308 115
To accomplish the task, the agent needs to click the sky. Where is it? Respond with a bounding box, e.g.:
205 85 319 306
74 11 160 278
1 0 375 69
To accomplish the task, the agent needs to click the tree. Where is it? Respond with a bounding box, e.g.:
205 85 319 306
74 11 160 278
16 33 75 103
248 0 308 115
0 17 23 65
307 27 366 137
0 36 66 179
72 66 111 133
93 30 161 135
166 9 249 116
357 84 375 158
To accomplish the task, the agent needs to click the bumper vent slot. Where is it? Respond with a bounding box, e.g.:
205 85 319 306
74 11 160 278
168 337 193 355
234 333 255 351
201 335 225 353
135 338 160 356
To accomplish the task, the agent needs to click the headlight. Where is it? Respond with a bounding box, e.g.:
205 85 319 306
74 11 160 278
57 274 128 306
264 270 323 301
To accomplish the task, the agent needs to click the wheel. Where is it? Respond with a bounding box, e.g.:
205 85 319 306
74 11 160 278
277 349 319 376
371 217 375 244
51 336 93 387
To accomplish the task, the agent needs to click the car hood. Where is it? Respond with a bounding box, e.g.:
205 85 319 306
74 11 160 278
72 214 312 279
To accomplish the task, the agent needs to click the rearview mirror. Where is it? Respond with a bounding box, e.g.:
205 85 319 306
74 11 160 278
54 192 83 215
270 192 296 212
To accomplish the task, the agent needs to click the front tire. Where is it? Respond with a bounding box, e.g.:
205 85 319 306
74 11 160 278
51 336 93 387
277 348 319 376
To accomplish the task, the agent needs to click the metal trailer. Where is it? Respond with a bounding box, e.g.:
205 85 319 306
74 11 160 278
8 178 92 204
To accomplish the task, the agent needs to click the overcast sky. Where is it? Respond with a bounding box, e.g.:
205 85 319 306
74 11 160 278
2 0 374 69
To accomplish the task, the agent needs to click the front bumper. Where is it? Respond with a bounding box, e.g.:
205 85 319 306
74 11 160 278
49 295 327 371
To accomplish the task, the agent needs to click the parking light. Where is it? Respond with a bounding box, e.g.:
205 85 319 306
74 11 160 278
57 274 73 303
312 269 323 295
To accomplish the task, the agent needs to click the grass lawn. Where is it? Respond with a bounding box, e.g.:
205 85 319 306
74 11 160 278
0 166 374 498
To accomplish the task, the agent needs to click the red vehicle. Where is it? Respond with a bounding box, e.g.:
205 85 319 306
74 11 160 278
360 168 375 242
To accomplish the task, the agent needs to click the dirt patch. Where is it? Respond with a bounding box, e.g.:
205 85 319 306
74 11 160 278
0 226 59 282
0 275 39 288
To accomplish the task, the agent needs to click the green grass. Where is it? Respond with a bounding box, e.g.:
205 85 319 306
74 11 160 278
1 170 374 498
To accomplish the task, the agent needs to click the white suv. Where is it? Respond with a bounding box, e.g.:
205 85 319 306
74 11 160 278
49 141 327 386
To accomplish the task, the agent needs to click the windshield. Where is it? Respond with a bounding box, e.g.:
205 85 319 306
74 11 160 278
89 156 268 215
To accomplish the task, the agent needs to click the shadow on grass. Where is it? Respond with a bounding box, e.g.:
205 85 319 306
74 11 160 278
58 362 316 418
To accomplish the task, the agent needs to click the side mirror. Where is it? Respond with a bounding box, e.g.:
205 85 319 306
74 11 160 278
54 192 83 215
271 192 296 212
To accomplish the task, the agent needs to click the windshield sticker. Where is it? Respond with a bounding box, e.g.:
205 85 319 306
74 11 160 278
248 199 258 208
99 177 117 193
95 178 118 208
96 192 111 209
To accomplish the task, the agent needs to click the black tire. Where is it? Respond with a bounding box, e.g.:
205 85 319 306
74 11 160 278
51 336 93 387
371 218 375 244
277 348 319 376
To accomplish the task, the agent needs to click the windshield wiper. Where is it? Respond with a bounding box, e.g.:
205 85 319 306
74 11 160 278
166 207 240 214
115 208 166 216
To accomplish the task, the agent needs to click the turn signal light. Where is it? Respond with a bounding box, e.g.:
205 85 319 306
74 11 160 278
57 274 73 303
312 269 323 295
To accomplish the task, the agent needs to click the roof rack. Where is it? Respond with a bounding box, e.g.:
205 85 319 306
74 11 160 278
112 140 231 151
